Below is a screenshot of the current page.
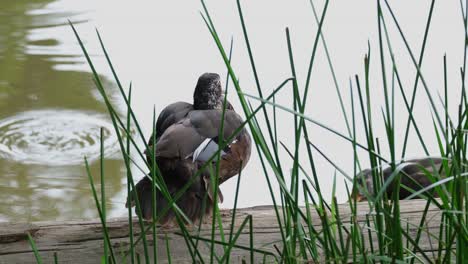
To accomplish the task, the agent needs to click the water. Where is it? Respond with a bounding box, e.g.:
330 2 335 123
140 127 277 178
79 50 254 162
0 110 119 165
0 0 465 222
0 0 125 221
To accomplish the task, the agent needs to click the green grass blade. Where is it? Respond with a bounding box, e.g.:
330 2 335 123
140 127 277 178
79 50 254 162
126 86 136 264
84 157 117 263
27 233 43 264
400 0 436 157
165 234 172 264
100 127 108 263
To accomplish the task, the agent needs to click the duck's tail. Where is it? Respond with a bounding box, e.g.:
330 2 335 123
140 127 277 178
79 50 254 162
126 175 215 225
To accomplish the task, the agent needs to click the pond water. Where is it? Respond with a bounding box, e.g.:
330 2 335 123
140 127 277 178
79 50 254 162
0 0 464 222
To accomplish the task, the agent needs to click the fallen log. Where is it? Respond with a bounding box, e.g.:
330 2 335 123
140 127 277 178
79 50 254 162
0 199 446 263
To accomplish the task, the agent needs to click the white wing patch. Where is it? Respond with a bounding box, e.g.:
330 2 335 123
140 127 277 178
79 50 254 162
192 138 226 162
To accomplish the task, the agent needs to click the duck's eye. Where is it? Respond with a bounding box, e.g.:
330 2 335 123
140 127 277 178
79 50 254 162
223 144 232 153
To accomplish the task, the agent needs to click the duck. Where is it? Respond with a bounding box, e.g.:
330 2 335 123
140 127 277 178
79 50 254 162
126 73 252 224
351 157 446 201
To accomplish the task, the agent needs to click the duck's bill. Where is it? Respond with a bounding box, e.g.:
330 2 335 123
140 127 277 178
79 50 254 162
125 196 134 208
350 193 367 202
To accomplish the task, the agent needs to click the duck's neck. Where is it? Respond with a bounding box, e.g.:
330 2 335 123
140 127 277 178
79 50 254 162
193 93 223 110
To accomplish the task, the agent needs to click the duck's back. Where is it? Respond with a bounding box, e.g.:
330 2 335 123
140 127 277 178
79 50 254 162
146 102 193 164
154 109 245 160
155 102 193 139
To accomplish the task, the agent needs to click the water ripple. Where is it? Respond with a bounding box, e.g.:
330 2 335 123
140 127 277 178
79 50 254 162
0 109 120 165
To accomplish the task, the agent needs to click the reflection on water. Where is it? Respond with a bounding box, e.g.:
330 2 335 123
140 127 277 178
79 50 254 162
0 0 126 221
0 110 120 165
0 160 123 222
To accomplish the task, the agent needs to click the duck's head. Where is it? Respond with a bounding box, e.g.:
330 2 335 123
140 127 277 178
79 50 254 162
351 169 374 202
193 72 223 110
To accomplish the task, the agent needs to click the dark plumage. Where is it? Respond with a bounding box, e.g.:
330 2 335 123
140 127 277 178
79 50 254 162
126 73 251 224
352 157 446 201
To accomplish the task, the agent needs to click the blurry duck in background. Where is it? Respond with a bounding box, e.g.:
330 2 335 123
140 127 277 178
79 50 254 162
351 157 446 201
126 73 251 224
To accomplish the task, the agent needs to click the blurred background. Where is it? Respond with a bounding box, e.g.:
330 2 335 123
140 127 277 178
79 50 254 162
0 0 463 222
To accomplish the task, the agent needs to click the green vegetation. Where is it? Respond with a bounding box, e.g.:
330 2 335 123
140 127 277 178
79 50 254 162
26 0 468 262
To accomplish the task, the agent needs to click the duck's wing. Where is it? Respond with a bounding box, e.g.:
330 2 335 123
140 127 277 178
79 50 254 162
188 109 244 140
146 102 193 163
152 99 233 142
189 109 251 183
154 102 193 141
155 109 250 204
155 109 246 160
379 157 445 199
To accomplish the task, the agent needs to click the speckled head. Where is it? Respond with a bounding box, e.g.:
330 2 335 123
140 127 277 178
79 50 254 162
193 73 223 110
352 169 374 201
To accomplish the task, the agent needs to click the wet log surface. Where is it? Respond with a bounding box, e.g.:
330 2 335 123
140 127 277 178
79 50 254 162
0 199 445 263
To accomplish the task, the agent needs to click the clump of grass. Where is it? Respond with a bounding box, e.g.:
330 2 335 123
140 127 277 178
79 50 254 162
200 1 467 261
24 0 468 263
